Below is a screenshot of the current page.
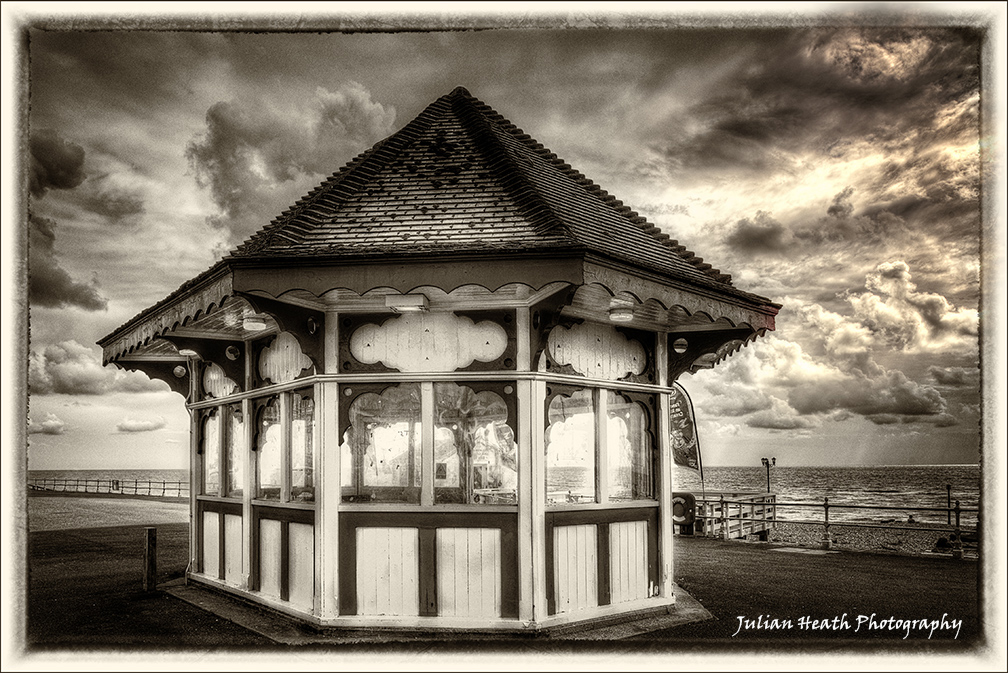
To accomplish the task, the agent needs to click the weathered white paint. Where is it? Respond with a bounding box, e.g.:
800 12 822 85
289 522 315 612
356 527 420 616
547 321 646 380
553 524 598 614
609 520 648 604
259 518 282 600
349 312 507 373
259 331 313 384
436 528 501 618
202 362 238 399
224 513 243 586
202 511 219 578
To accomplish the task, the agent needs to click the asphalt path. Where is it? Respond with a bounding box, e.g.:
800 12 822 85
15 495 986 660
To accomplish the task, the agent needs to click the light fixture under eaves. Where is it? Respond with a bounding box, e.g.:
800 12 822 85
242 314 268 332
177 348 199 357
608 306 634 322
385 294 429 313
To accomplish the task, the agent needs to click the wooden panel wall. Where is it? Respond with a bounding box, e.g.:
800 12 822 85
355 527 420 616
288 522 315 612
202 511 219 578
435 528 501 618
553 524 598 614
224 514 243 586
547 322 646 380
258 518 282 600
608 520 648 604
258 331 312 384
349 312 507 373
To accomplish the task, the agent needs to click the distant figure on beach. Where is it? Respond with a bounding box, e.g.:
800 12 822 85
908 514 916 524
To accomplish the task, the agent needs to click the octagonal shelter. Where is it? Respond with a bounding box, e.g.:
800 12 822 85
99 87 779 632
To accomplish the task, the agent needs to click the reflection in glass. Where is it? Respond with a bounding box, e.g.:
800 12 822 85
202 410 220 495
225 404 244 498
292 389 315 502
606 392 655 501
433 383 517 505
545 388 596 504
341 383 421 503
256 397 281 500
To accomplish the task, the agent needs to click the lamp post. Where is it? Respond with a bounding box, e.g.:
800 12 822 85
761 457 776 493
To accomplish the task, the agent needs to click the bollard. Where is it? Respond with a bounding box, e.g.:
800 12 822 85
821 497 832 550
951 500 963 559
143 527 157 592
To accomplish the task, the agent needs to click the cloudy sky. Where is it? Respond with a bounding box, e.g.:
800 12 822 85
13 6 1002 471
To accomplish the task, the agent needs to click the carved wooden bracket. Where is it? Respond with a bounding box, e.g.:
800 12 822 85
113 360 191 400
236 292 324 371
529 285 580 369
667 327 755 381
159 335 245 391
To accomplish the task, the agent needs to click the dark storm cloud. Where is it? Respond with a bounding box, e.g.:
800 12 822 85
186 82 396 245
75 183 145 223
29 340 167 395
928 365 972 386
29 129 86 197
28 215 108 311
725 211 790 253
788 369 946 418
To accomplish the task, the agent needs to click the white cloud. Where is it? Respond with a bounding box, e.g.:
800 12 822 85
28 413 66 435
116 416 167 433
29 340 167 395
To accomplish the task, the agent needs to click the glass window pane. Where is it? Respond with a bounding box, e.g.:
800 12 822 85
341 383 421 503
256 398 281 500
546 388 595 505
291 389 315 502
202 410 220 495
225 404 244 498
433 383 517 505
607 392 655 502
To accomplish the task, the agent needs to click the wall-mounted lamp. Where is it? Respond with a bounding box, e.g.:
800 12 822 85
177 348 198 357
242 314 268 332
385 294 429 313
608 305 634 322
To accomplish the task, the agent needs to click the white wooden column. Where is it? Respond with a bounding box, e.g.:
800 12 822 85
318 309 341 619
188 357 200 573
595 387 608 504
242 341 255 589
515 305 534 622
656 333 674 599
420 382 434 507
531 378 548 624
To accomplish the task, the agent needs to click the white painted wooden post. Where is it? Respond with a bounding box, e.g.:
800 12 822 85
531 378 547 624
421 382 435 507
242 395 254 590
188 357 200 574
280 390 292 503
318 308 341 619
655 333 674 599
595 388 608 505
516 306 534 622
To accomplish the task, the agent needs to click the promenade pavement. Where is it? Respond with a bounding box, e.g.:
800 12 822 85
13 495 990 664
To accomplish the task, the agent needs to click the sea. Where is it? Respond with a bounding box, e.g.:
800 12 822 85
28 465 982 527
673 464 981 527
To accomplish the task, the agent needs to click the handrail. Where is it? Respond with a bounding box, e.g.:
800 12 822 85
26 477 190 498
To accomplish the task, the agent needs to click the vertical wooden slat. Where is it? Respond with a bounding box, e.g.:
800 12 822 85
388 526 403 615
533 380 548 620
419 528 437 616
403 528 419 616
202 511 219 579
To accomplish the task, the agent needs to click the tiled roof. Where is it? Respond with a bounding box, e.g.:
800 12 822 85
229 87 753 298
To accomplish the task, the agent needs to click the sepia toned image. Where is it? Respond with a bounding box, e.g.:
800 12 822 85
4 3 1005 670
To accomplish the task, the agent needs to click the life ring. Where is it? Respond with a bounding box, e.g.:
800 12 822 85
671 492 696 526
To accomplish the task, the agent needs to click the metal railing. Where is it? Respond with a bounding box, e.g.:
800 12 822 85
693 493 978 558
27 477 190 499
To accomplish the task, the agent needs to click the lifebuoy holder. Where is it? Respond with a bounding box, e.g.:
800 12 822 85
671 492 696 526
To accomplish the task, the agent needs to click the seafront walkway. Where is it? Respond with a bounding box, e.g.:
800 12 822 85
17 493 984 655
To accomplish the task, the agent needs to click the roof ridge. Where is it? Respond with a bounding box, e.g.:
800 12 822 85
450 89 580 244
459 94 733 285
229 91 454 257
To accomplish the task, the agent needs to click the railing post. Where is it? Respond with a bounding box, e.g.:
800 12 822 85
821 497 832 550
952 500 963 559
719 494 728 540
946 484 952 525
